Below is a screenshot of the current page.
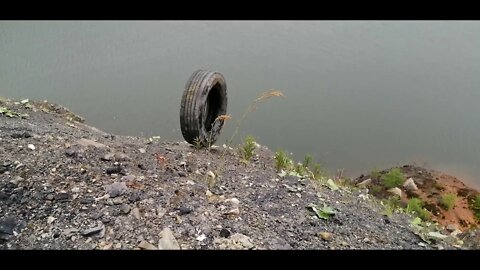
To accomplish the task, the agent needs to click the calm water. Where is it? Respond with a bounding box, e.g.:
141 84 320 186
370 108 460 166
1 21 480 188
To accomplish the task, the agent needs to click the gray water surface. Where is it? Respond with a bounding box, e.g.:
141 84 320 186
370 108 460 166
1 21 479 188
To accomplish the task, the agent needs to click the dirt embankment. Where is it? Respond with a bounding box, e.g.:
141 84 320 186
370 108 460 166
1 97 479 249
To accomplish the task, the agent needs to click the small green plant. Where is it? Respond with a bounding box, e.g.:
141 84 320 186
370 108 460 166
370 184 383 194
406 198 430 221
294 163 306 176
382 195 401 217
239 135 256 161
472 195 480 220
307 203 336 220
440 193 457 210
303 154 312 169
381 168 404 189
312 163 327 180
193 136 203 150
371 169 381 179
213 90 284 182
274 149 292 172
0 106 27 118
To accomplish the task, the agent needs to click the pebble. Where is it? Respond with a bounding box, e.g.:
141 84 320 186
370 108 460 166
103 243 113 250
128 192 142 203
213 233 254 250
318 232 333 241
157 207 166 218
27 144 35 150
101 153 114 161
81 224 105 237
113 197 124 205
54 192 70 202
114 152 130 161
138 240 157 250
158 228 180 250
80 197 95 204
356 178 372 188
178 206 193 215
220 228 231 238
132 208 141 220
105 182 128 198
47 216 56 224
0 217 17 235
226 208 240 216
106 166 122 175
121 175 136 182
65 149 77 157
120 204 131 215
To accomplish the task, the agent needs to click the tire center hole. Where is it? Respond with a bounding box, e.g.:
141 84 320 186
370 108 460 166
205 82 222 132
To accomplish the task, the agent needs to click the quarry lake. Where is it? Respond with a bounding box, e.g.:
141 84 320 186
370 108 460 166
1 20 480 188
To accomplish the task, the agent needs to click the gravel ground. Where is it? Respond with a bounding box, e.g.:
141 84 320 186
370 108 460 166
0 98 472 250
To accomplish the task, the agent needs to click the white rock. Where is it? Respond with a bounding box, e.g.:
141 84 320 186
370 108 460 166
138 240 157 250
226 208 240 216
225 198 240 207
196 234 207 242
207 171 216 179
158 228 180 250
450 229 462 237
387 187 402 197
139 148 146 154
356 178 372 188
446 224 459 232
403 178 418 191
132 208 141 220
157 206 166 218
428 231 448 240
102 243 113 250
47 216 56 224
28 144 35 150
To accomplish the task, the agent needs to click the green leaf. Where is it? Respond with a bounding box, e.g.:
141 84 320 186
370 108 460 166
410 217 422 226
326 179 339 191
306 203 336 220
320 204 336 215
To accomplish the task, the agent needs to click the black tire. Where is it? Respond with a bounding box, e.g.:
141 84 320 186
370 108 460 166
180 70 228 147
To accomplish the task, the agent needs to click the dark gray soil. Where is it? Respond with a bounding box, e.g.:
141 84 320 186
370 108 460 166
0 98 473 249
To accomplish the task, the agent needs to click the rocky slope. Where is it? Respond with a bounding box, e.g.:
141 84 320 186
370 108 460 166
0 97 476 249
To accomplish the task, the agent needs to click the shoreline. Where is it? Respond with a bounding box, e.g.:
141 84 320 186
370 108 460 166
1 96 479 249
